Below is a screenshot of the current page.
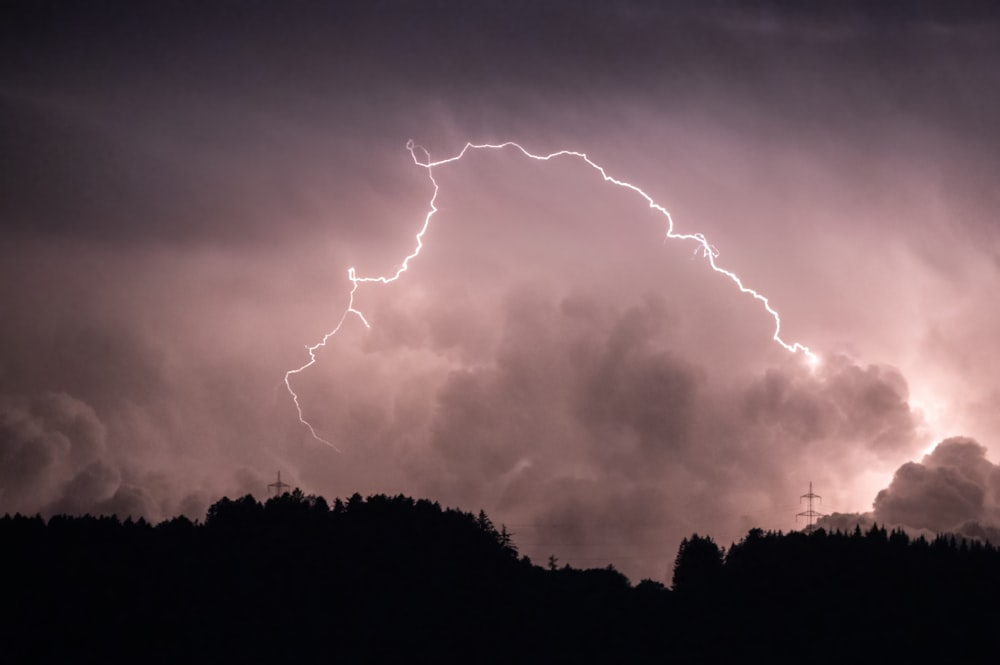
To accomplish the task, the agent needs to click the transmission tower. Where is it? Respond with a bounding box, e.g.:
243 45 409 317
268 471 290 497
796 481 825 533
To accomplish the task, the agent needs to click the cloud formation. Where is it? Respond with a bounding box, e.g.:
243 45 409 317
874 438 1000 539
0 392 109 514
295 281 927 579
1 1 999 581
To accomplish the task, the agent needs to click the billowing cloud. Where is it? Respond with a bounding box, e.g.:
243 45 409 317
0 392 107 514
874 437 1000 536
818 437 1000 544
327 284 926 579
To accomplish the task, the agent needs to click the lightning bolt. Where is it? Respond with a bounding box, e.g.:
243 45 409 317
284 140 818 449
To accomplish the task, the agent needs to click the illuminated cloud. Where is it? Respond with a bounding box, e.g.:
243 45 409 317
1 1 999 581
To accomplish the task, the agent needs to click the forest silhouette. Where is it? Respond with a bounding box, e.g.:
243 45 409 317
3 490 998 663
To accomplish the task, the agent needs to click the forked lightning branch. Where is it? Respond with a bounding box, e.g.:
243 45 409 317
284 141 818 449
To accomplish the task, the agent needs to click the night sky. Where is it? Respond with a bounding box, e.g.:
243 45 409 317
3 0 1000 581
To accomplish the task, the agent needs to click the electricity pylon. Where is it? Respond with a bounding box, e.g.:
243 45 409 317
796 481 824 533
268 471 290 497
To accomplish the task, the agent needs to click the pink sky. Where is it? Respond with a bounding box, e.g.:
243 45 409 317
2 1 999 581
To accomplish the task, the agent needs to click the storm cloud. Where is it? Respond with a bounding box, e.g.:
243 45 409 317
874 437 1000 540
2 1 1000 580
819 437 1000 544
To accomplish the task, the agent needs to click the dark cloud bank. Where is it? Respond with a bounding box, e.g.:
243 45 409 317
2 1 1000 581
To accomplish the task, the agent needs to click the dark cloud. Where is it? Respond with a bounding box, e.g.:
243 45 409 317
742 357 917 460
3 1 1000 244
818 437 1000 543
874 437 1000 534
0 392 106 514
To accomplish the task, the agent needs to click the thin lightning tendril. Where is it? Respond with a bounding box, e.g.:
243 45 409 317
284 140 818 449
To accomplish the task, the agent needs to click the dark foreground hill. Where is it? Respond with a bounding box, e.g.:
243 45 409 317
2 491 998 663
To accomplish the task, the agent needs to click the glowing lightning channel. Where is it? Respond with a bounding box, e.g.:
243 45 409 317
284 140 818 448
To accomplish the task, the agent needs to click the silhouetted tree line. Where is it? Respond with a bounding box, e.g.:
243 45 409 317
672 525 1000 662
1 492 998 663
